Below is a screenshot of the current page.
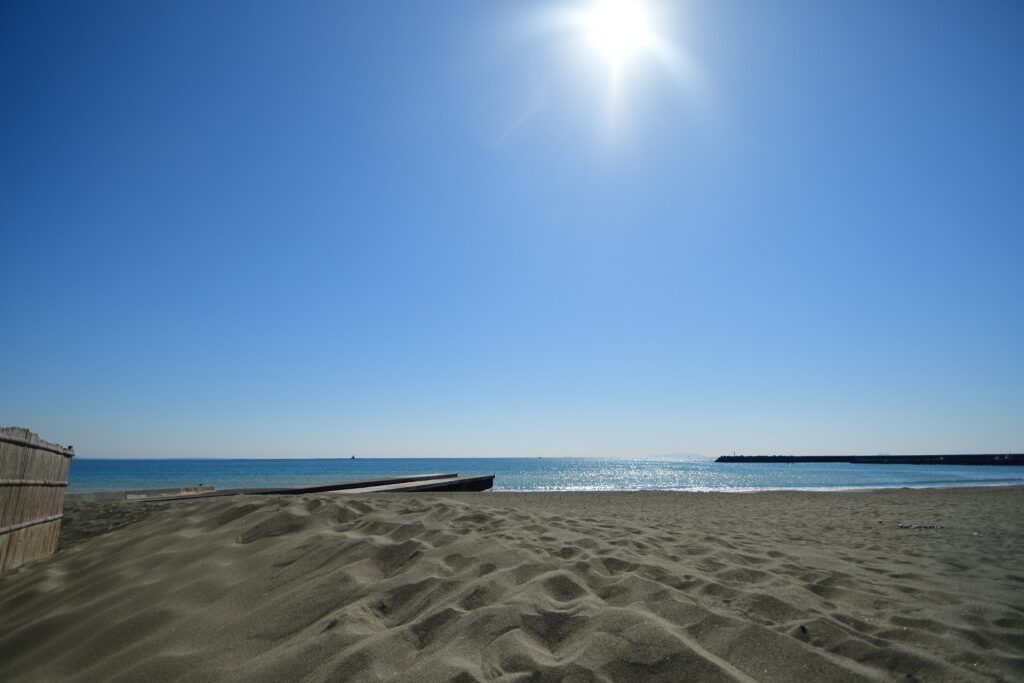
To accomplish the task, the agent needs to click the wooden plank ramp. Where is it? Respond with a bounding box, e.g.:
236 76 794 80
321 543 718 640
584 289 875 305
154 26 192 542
242 473 462 496
122 473 493 503
333 475 495 494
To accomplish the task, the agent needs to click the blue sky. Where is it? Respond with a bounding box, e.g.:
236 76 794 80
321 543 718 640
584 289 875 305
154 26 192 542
2 0 1022 458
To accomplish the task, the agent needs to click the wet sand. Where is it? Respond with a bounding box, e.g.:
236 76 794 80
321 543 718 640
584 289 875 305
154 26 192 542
1 487 1022 681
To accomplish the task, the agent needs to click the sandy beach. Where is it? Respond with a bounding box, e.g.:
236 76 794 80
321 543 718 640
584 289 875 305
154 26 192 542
1 487 1022 681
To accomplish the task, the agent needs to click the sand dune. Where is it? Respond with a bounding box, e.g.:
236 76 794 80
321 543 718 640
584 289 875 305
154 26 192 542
1 487 1022 681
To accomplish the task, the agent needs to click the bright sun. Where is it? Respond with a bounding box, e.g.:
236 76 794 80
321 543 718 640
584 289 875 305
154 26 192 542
582 0 656 69
524 0 683 131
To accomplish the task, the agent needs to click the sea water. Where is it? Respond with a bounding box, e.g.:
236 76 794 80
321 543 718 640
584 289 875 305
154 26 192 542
66 457 1024 493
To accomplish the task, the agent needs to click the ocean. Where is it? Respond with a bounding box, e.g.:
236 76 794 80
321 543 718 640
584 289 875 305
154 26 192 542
66 457 1024 493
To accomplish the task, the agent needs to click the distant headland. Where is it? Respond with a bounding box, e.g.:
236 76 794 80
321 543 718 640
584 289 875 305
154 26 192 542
716 454 1024 466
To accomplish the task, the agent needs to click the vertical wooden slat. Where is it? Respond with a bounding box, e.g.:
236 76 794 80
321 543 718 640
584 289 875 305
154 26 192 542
0 428 73 575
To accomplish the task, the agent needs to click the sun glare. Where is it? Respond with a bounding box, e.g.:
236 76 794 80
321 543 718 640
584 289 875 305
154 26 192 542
523 0 687 134
583 0 656 69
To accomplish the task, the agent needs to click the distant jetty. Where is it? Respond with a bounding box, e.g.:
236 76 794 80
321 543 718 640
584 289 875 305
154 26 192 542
716 454 1024 466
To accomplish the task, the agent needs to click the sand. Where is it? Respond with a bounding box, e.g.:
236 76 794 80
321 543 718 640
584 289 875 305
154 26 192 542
1 487 1022 682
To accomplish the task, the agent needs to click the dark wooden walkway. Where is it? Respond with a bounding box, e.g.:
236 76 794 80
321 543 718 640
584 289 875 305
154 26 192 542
68 473 495 503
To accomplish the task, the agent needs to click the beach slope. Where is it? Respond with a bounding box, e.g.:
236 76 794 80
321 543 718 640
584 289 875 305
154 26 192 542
1 488 1022 681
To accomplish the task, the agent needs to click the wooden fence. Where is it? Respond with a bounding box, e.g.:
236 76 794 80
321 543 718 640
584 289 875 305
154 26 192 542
0 427 74 575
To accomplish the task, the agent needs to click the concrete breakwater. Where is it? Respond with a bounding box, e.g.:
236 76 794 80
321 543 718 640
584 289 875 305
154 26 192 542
716 454 1024 466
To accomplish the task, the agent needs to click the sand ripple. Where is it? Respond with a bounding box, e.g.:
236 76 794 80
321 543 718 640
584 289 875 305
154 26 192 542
1 488 1022 681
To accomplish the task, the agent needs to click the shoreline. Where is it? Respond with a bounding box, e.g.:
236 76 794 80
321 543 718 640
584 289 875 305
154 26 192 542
60 480 1024 497
499 482 1024 494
